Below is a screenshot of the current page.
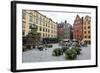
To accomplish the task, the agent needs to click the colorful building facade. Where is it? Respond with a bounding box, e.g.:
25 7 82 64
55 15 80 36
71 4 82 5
22 10 57 39
63 21 72 39
57 23 64 40
57 21 72 40
73 15 83 41
82 15 91 44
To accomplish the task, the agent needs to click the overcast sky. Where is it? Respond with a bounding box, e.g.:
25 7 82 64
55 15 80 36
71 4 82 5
38 10 91 25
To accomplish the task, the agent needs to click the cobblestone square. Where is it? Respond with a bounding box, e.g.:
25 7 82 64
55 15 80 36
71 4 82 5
22 44 91 63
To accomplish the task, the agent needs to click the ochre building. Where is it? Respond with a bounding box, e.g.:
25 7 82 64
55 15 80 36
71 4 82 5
22 10 57 38
82 15 91 44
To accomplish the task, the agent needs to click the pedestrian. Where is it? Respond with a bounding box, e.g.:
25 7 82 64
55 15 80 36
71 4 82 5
44 41 47 50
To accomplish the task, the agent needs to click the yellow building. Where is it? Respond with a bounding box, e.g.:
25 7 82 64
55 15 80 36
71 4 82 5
22 10 57 38
82 15 91 44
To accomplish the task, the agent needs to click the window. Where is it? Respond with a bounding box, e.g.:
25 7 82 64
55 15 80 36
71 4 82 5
88 20 91 24
88 31 90 33
40 27 42 31
43 28 45 32
23 31 25 35
46 29 47 32
84 31 86 34
46 34 47 37
88 36 90 38
43 33 44 37
84 26 86 29
84 36 87 38
29 15 33 22
88 26 90 29
39 16 42 25
36 17 38 24
80 36 81 39
43 20 45 26
46 22 47 27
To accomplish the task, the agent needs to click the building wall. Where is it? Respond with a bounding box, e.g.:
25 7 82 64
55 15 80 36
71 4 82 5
57 23 64 40
57 21 72 40
22 10 30 36
64 22 72 39
22 10 57 38
82 16 91 44
73 15 83 41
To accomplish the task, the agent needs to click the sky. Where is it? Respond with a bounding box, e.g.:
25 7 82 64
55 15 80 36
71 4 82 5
38 10 91 25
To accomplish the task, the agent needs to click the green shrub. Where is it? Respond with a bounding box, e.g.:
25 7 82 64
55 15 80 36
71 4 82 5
72 47 81 54
64 49 77 60
52 48 63 56
48 45 53 48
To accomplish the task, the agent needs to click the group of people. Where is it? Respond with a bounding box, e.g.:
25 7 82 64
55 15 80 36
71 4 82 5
59 39 88 48
36 41 48 51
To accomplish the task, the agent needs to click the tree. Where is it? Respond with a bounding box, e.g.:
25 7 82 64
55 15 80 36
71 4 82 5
25 24 41 49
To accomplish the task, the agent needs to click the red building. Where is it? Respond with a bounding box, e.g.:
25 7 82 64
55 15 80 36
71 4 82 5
73 15 83 41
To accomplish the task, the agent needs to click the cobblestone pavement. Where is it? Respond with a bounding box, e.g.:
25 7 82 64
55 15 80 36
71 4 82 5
22 44 91 63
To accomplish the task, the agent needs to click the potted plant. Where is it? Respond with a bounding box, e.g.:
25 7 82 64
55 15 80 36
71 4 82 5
64 49 77 60
72 47 81 54
48 44 53 48
52 48 63 56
